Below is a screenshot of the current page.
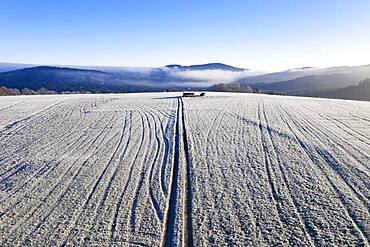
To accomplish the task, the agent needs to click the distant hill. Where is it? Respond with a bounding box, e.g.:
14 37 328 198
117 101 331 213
313 79 370 101
239 64 370 85
2 62 370 100
0 63 246 74
250 70 370 96
0 63 250 92
164 63 246 72
0 66 158 93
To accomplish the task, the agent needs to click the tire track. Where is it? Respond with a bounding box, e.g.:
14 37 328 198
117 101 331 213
276 102 370 244
58 110 131 245
0 102 21 114
160 98 181 247
260 102 316 246
128 108 155 233
0 98 100 164
160 116 174 198
140 109 165 223
0 112 118 245
256 102 288 245
115 106 152 238
302 107 370 171
134 101 174 224
286 104 370 206
160 97 193 247
180 98 193 247
0 103 73 160
22 112 120 236
302 104 370 146
60 111 145 246
0 100 65 138
0 102 107 205
149 98 177 199
110 110 147 241
327 116 370 144
0 102 90 191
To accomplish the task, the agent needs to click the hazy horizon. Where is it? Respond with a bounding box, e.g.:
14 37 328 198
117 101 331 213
1 60 370 73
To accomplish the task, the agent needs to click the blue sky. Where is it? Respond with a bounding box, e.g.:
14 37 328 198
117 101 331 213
1 0 370 70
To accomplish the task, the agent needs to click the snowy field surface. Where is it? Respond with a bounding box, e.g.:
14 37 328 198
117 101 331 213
0 92 369 246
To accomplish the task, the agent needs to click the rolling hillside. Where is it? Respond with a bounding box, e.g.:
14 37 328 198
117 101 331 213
0 66 158 93
1 63 370 100
315 79 370 101
164 63 246 72
253 73 367 94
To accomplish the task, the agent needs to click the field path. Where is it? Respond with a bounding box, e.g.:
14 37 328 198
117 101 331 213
161 97 193 247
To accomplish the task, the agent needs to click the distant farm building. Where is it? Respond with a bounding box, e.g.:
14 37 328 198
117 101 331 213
182 92 206 97
183 92 196 97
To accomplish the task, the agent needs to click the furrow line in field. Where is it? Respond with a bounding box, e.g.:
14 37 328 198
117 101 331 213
0 113 118 245
0 100 65 138
60 111 139 245
0 102 73 160
231 101 259 240
350 113 370 124
0 104 106 205
148 115 165 223
110 110 147 241
0 100 84 161
203 103 229 182
286 105 370 207
131 101 175 229
298 105 370 170
23 112 118 214
81 111 133 243
180 98 193 247
143 108 167 224
159 101 177 199
160 97 181 247
318 112 370 145
137 101 174 222
144 102 173 119
60 110 130 245
79 109 129 211
0 102 20 112
256 101 288 245
21 113 121 240
277 103 370 244
0 128 88 206
128 107 155 234
0 102 88 177
303 104 370 145
117 106 153 240
261 102 316 246
328 116 370 144
159 119 172 198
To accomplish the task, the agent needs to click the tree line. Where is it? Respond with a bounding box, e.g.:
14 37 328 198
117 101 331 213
0 86 92 96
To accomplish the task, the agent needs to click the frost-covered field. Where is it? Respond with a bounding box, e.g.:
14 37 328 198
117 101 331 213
0 92 369 246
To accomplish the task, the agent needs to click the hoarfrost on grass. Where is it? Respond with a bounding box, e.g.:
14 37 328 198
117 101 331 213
0 92 369 246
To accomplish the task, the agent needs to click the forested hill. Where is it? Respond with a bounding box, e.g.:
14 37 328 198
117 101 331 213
314 79 370 101
0 66 157 93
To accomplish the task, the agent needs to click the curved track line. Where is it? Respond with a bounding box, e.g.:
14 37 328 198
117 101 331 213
277 102 369 244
